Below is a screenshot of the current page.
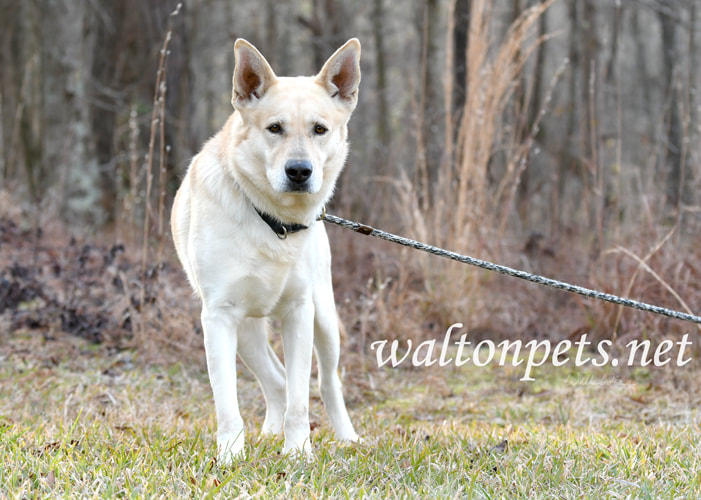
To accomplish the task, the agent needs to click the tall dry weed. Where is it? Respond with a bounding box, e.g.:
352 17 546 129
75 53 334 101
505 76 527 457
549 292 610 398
385 0 553 331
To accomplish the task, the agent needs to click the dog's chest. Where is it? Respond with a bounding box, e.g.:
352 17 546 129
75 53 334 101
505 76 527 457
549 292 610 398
214 234 313 318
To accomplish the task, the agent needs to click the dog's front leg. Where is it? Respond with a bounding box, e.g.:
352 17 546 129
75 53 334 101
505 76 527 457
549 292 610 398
201 306 245 462
280 298 315 455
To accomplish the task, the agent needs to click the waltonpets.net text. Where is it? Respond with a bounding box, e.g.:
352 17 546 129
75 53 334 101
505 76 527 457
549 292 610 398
369 323 692 381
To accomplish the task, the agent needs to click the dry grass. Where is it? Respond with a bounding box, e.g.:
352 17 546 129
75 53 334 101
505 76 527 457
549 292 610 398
369 0 559 337
0 195 202 367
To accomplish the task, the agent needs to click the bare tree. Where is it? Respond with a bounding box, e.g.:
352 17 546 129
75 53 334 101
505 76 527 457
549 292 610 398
452 0 470 124
0 0 697 247
657 1 683 211
415 0 443 209
297 0 353 69
373 0 391 149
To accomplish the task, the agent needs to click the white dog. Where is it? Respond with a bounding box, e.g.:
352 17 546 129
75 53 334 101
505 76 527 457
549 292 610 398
170 38 361 461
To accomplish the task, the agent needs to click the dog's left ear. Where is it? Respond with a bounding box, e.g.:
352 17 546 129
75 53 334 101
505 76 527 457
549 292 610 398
316 38 361 109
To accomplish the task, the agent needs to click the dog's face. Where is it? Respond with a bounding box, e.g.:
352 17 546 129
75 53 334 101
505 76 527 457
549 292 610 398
230 39 361 211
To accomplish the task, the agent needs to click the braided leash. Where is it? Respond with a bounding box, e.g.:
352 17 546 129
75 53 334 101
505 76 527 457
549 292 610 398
320 213 701 325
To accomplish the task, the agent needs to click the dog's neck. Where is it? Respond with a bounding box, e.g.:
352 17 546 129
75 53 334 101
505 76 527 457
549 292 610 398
254 207 309 239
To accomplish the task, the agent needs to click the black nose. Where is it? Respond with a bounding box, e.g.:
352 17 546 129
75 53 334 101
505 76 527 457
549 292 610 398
285 159 313 184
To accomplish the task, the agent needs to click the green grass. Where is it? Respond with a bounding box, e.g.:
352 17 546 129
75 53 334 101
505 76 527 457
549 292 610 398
1 332 700 498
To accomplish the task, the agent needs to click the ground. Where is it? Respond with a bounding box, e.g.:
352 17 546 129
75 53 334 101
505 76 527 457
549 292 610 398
2 327 700 498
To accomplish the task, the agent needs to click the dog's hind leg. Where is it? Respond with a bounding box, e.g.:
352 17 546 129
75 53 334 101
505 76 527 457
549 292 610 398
313 286 359 443
237 318 286 436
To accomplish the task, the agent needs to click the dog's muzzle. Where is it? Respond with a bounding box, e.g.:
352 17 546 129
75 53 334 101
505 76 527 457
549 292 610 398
284 159 313 191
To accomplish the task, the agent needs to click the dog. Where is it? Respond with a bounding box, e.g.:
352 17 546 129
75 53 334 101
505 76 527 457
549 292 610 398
170 38 361 461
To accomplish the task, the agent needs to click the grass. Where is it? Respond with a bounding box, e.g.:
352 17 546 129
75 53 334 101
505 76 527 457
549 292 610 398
2 329 700 498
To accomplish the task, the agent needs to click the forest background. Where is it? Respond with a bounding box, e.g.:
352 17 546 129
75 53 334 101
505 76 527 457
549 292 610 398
1 0 699 368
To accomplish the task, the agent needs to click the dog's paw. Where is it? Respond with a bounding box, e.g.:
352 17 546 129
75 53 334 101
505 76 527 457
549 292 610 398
334 427 360 443
260 416 284 436
217 432 246 465
340 432 361 443
282 437 312 459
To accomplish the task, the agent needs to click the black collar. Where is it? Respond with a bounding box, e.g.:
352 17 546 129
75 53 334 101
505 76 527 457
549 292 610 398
255 208 309 239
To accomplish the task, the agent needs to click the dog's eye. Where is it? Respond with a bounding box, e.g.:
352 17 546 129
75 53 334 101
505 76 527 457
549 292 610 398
267 123 283 134
314 124 328 135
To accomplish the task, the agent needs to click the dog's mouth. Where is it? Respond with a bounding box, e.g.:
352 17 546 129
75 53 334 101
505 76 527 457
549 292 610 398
283 181 313 193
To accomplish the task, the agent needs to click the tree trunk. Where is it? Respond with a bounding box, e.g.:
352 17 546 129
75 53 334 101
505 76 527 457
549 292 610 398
604 2 622 83
298 0 351 70
658 8 682 212
40 0 103 223
452 0 470 125
416 0 443 208
373 0 391 149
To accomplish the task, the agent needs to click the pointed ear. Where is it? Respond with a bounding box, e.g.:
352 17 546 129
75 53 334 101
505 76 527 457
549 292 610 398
232 39 277 107
315 38 361 108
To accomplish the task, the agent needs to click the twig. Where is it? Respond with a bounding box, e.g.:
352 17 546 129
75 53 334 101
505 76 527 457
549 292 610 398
127 105 139 231
607 225 677 338
139 2 181 337
607 245 701 333
156 78 170 262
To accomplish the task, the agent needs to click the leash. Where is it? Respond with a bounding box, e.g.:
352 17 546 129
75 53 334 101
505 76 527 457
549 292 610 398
319 213 701 326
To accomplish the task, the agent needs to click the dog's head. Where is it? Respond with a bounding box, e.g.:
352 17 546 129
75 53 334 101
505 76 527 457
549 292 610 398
230 38 361 220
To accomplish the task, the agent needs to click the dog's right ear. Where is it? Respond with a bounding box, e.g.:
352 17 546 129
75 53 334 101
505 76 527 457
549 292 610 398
232 39 277 108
